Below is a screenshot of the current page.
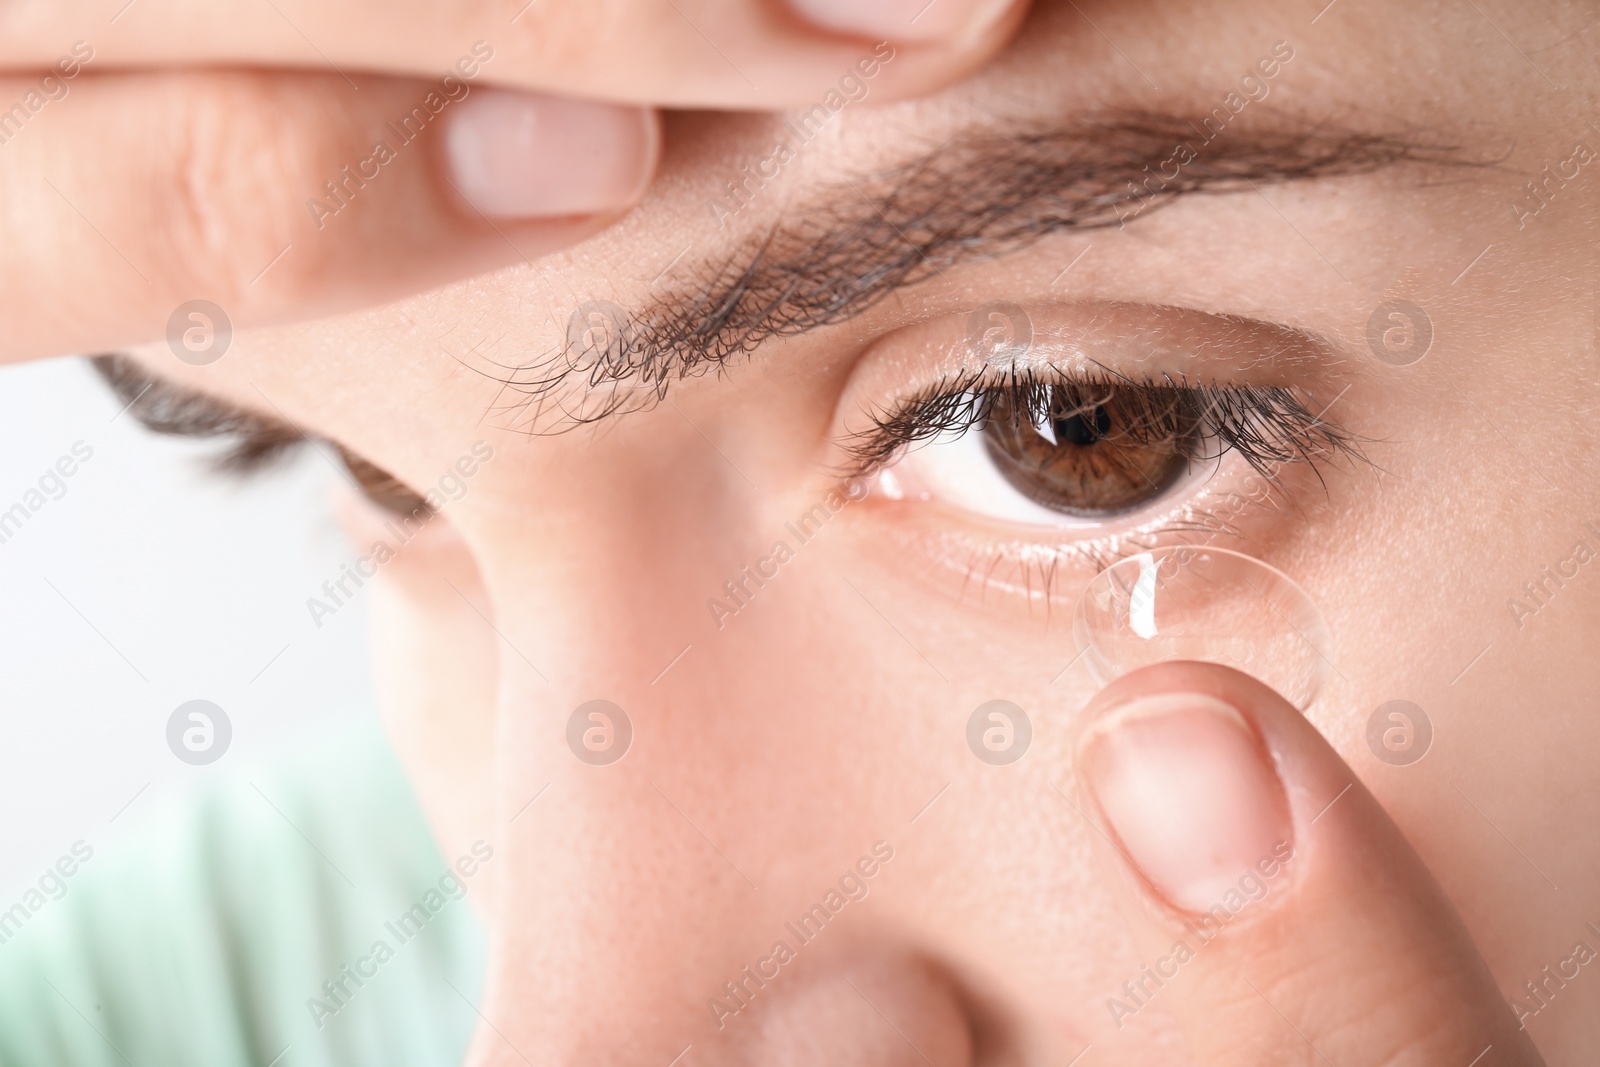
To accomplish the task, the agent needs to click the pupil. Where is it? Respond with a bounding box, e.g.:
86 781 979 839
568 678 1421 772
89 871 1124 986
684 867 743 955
981 388 1193 518
1052 404 1112 445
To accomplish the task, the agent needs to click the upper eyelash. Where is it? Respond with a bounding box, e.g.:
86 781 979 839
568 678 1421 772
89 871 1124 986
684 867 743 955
838 365 1364 484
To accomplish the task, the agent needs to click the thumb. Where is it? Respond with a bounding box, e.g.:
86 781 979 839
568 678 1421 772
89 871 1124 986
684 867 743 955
1070 661 1544 1066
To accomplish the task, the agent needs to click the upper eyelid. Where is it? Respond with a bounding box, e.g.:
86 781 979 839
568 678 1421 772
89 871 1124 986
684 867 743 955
826 299 1359 460
885 300 1348 376
835 367 1365 483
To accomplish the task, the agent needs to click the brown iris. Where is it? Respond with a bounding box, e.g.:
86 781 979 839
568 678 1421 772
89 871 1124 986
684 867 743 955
981 386 1198 516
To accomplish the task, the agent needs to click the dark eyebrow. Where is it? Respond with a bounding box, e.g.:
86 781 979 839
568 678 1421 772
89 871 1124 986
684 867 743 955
490 114 1462 430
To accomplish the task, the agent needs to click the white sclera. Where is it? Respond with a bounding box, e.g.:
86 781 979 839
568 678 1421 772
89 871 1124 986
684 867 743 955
1073 546 1332 710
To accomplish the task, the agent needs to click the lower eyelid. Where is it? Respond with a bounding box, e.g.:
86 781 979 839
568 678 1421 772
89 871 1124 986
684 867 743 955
844 449 1311 610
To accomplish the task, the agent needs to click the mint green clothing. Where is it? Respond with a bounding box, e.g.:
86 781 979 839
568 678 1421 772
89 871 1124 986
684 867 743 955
0 725 485 1067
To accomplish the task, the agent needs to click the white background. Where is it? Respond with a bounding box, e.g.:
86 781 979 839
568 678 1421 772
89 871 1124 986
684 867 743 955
0 356 376 890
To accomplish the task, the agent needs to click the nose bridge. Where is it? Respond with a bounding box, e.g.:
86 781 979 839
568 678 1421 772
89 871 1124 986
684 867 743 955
463 771 774 1066
460 774 977 1067
458 597 958 1066
453 455 994 1064
456 625 804 1065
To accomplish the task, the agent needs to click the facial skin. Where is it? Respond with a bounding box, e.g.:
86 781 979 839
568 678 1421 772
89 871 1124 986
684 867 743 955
125 0 1600 1062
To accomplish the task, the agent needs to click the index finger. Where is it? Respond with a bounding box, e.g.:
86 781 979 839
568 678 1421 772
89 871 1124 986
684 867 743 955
1070 662 1544 1065
0 0 1032 109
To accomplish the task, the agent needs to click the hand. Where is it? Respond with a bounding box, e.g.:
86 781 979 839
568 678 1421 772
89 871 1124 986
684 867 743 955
1070 661 1545 1064
0 0 1028 363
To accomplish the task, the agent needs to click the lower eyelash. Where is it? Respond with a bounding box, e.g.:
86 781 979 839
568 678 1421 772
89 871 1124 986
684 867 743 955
946 476 1296 614
839 365 1364 485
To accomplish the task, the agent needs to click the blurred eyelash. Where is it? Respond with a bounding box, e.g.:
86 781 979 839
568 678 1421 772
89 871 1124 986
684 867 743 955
92 353 303 473
839 365 1363 484
89 353 430 516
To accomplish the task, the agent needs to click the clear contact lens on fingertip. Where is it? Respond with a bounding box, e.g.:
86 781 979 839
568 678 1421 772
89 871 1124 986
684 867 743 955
1072 546 1333 710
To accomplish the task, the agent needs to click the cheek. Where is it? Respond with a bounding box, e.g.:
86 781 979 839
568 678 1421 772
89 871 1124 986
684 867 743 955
458 427 1143 1058
1254 360 1600 1015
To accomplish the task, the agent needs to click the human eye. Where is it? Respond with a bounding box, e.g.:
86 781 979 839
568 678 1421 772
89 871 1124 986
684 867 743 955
827 303 1366 597
845 368 1354 527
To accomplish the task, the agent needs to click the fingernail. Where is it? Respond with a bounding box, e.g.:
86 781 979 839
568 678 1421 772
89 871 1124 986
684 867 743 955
785 0 1012 42
445 90 657 219
1077 693 1293 914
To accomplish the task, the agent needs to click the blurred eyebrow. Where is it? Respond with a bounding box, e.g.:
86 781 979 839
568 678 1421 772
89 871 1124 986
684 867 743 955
493 114 1461 428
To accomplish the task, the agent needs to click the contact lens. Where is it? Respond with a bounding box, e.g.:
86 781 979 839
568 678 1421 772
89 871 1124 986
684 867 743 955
1073 546 1332 709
